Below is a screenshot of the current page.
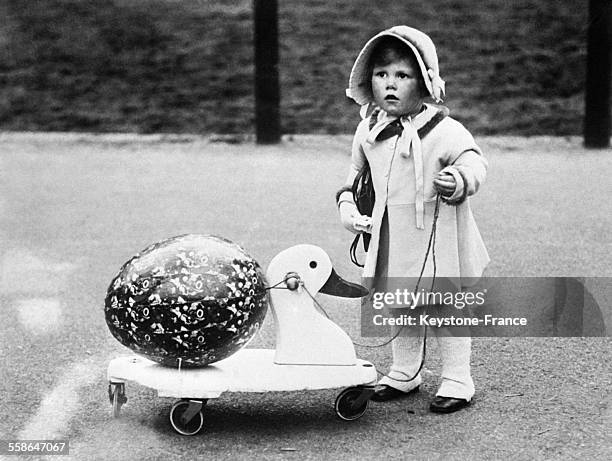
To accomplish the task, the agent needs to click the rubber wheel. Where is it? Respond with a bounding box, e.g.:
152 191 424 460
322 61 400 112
169 400 205 436
335 387 369 421
110 383 126 418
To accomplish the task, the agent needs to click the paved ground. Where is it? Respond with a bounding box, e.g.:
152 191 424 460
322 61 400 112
0 133 610 460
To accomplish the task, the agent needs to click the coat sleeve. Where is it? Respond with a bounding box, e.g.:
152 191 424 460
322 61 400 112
336 119 369 207
439 122 487 205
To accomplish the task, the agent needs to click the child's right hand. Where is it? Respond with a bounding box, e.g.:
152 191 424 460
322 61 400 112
339 202 372 234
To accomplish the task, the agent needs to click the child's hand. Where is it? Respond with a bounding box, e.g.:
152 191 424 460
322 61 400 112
339 202 372 234
433 171 456 197
353 215 372 233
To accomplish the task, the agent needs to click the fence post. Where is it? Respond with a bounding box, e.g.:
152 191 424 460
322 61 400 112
584 0 611 148
254 0 281 144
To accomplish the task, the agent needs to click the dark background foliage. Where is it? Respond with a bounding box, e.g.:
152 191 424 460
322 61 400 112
0 0 589 134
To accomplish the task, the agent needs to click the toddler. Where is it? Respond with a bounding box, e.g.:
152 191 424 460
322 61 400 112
336 26 489 413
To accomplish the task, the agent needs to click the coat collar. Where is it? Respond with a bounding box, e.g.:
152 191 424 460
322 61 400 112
368 103 443 132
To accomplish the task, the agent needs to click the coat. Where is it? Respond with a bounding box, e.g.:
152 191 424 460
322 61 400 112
338 104 490 290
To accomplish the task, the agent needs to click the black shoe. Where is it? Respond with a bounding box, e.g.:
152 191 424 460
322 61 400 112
370 385 420 402
429 396 471 413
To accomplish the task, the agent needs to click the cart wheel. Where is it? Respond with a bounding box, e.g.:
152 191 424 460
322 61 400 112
335 387 369 421
169 400 205 436
109 383 127 418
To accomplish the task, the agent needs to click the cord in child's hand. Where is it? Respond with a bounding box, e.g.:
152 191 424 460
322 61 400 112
433 171 456 196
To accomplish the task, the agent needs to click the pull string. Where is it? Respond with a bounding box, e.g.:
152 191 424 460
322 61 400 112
302 194 441 383
371 193 440 383
262 195 440 383
302 194 441 339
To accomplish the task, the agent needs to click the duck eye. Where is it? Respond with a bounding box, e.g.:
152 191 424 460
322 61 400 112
309 261 317 269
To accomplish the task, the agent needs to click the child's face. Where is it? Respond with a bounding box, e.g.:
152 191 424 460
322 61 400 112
371 57 424 117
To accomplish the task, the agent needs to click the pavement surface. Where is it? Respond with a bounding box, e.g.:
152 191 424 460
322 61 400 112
0 133 610 460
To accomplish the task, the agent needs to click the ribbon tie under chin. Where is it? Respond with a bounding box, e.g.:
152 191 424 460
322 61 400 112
401 120 425 229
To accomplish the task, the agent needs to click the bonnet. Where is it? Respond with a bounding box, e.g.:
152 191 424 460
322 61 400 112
346 25 446 106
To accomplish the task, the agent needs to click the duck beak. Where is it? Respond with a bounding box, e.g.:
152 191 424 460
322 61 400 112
319 268 369 298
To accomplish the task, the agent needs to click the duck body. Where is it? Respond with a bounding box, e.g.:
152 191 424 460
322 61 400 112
266 244 364 366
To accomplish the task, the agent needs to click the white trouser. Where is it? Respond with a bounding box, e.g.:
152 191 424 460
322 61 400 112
378 329 475 400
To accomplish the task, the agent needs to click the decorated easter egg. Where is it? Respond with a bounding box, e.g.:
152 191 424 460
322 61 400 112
104 234 268 367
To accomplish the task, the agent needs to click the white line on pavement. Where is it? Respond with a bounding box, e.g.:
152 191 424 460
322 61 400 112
18 359 101 441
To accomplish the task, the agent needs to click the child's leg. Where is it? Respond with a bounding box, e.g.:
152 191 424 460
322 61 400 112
435 334 475 400
378 330 424 392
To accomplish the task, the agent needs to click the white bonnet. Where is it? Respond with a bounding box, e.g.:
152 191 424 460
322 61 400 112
346 25 446 105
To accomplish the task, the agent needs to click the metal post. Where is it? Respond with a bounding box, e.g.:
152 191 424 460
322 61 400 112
584 0 611 148
254 0 281 144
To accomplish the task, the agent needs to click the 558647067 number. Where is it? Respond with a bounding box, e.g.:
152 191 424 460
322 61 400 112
0 440 69 455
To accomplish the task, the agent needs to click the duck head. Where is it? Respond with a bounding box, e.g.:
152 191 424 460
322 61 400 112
267 244 368 298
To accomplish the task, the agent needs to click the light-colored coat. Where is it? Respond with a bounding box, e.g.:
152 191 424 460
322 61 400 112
340 104 489 285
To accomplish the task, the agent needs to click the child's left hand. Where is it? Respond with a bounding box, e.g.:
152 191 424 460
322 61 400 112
433 171 456 196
